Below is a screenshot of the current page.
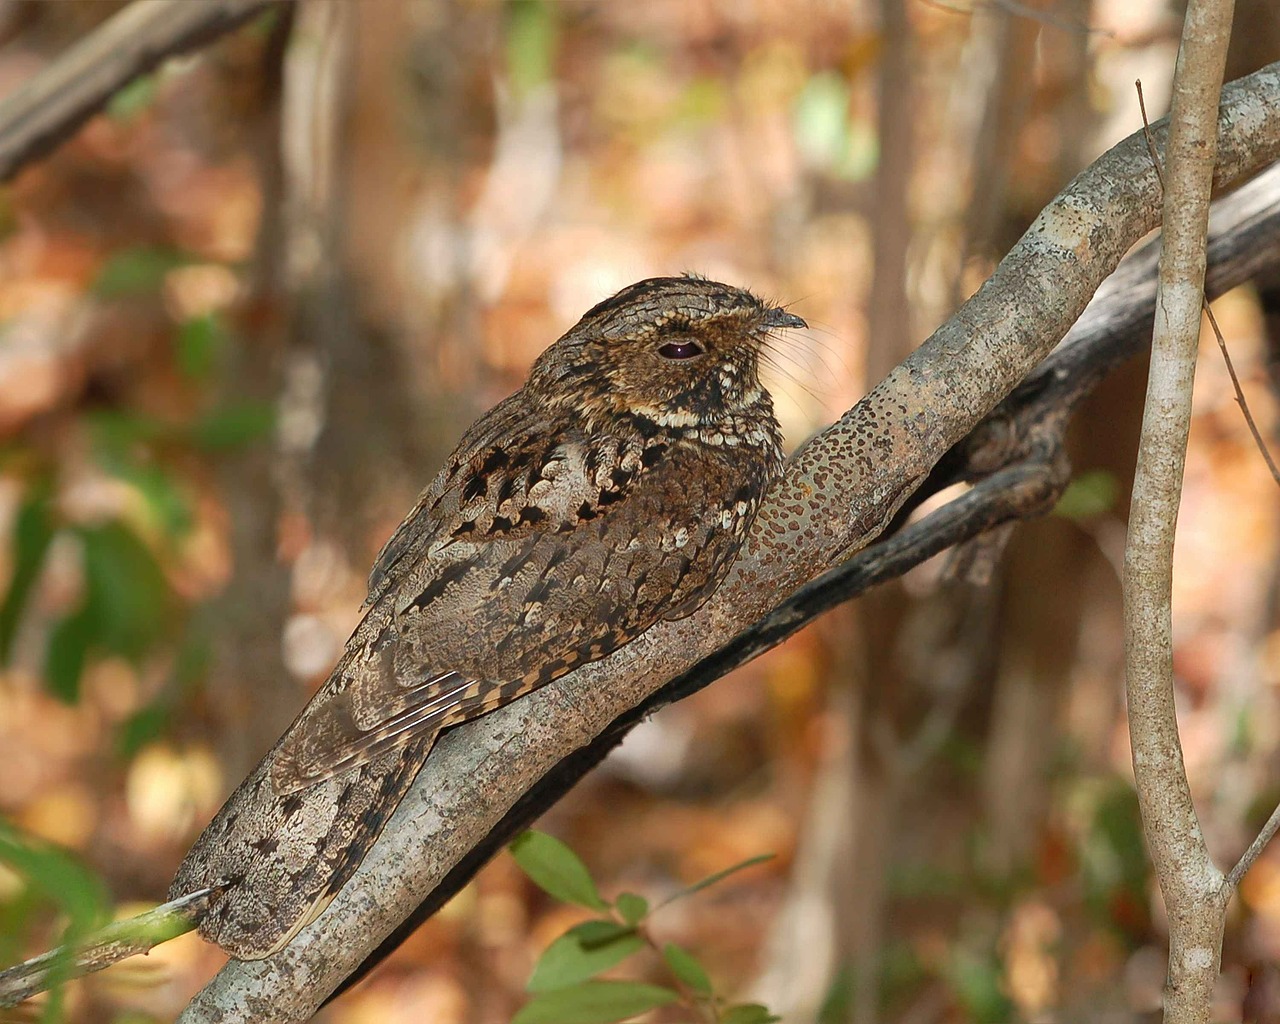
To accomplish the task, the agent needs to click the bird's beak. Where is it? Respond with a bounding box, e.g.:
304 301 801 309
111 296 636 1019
761 307 807 330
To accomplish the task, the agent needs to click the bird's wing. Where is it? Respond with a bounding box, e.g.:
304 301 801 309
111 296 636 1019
271 416 748 794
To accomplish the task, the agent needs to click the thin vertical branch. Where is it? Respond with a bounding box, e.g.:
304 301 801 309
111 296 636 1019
1123 2 1236 1023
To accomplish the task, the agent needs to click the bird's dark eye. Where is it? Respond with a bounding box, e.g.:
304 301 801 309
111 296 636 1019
657 340 705 360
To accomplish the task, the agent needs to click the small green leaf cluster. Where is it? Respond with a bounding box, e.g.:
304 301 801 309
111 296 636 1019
0 481 181 706
0 245 268 716
509 830 779 1024
0 821 111 1023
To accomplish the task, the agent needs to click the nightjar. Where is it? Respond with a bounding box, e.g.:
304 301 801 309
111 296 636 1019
170 275 806 959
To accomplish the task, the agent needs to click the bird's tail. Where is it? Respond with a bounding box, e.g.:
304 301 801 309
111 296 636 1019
169 734 435 960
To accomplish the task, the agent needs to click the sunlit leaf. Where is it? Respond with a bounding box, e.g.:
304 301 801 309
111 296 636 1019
1054 470 1120 520
505 0 556 97
0 481 55 663
512 981 678 1024
189 401 275 451
676 77 725 125
510 831 608 911
791 70 876 181
527 922 642 992
661 943 712 997
615 892 648 926
115 462 194 537
794 71 849 169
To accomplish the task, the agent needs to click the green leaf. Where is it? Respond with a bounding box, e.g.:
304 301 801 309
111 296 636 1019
512 981 678 1024
817 966 853 1024
92 246 191 298
510 831 608 910
0 822 111 1023
661 853 775 907
189 401 275 451
947 948 1013 1024
722 1005 781 1024
45 606 94 703
106 75 157 120
114 462 193 537
0 822 110 934
791 72 875 182
571 920 637 946
505 0 557 97
527 922 642 992
661 942 712 996
116 703 169 759
0 481 55 663
1053 470 1120 520
614 892 648 926
793 71 849 168
79 521 172 660
176 313 228 380
88 410 171 458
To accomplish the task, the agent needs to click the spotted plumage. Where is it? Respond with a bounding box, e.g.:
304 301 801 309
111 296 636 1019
170 275 805 959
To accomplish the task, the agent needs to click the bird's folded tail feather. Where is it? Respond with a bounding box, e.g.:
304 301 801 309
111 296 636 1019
170 734 436 961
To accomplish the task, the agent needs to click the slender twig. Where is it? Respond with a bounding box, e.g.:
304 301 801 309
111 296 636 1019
1137 81 1166 189
1205 301 1280 486
0 890 211 1008
1124 4 1236 1023
1228 802 1280 889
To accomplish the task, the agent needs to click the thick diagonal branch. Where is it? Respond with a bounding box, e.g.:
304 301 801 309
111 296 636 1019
177 62 1280 1023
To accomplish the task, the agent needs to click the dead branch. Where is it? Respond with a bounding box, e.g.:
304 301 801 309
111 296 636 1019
0 0 287 182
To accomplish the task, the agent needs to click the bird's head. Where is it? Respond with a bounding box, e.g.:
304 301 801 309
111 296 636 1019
530 275 806 431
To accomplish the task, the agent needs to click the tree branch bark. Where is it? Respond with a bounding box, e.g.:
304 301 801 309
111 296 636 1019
174 62 1280 1023
1124 3 1237 1023
0 0 287 182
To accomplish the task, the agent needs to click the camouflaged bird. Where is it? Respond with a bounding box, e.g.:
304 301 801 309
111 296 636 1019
170 275 806 959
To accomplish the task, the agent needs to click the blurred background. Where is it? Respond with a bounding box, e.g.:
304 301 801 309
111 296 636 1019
0 1 1278 1021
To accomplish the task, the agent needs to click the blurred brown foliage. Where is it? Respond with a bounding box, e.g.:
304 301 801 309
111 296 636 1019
0 1 1278 1022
